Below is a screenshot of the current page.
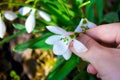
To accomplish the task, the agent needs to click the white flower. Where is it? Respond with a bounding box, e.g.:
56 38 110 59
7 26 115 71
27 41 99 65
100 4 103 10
4 11 17 21
45 26 87 60
38 10 51 21
0 17 6 38
18 6 31 16
25 9 35 33
75 18 96 32
18 6 51 33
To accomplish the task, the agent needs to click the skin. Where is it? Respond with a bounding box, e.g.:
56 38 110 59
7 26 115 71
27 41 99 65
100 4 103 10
69 23 120 80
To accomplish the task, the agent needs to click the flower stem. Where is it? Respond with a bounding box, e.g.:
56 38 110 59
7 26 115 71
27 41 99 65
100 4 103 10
33 0 39 8
79 1 91 8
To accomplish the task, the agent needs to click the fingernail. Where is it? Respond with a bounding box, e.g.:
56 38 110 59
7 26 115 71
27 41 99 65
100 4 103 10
73 39 88 54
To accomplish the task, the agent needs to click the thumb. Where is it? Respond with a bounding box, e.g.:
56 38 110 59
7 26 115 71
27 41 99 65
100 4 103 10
69 34 105 62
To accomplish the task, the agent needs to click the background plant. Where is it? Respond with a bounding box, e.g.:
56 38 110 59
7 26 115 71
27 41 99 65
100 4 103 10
0 0 120 80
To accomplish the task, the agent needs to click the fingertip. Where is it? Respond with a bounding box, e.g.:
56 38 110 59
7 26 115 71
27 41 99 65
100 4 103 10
69 41 78 54
87 64 97 75
69 40 88 61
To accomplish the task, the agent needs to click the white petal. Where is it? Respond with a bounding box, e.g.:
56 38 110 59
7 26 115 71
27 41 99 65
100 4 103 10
18 6 31 16
73 39 88 53
46 26 67 35
62 49 72 60
53 40 68 55
45 35 61 45
25 10 35 33
87 20 96 28
0 18 6 38
38 10 51 21
74 18 84 32
4 11 17 21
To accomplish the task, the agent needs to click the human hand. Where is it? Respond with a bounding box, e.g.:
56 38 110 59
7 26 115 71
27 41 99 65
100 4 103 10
70 23 120 80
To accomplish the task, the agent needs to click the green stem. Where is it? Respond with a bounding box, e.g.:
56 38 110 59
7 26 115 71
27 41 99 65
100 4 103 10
33 0 39 8
79 1 91 8
0 29 26 45
58 0 70 17
80 9 85 18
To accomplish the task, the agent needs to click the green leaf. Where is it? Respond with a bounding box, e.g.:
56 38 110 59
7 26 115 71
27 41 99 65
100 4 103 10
86 0 95 22
79 1 90 8
30 37 52 50
47 58 65 79
47 55 80 80
42 3 73 25
14 32 52 52
0 29 25 45
13 23 25 30
95 0 104 23
102 12 119 23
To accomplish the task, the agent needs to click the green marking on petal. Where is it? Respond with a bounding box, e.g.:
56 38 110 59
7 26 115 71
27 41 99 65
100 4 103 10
83 19 87 24
70 33 79 39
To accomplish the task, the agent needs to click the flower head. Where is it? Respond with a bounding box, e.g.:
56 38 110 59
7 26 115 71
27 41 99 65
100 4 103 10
45 18 96 60
18 6 31 16
18 6 51 33
4 11 17 21
45 26 87 60
25 9 36 33
75 18 96 32
38 10 51 22
0 11 17 38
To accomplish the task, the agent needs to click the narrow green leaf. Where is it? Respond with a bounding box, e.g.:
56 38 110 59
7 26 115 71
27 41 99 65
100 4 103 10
42 3 73 25
13 23 25 30
14 32 52 52
0 29 25 45
79 1 90 8
30 37 52 50
95 0 104 23
47 55 80 80
86 0 95 22
47 58 65 79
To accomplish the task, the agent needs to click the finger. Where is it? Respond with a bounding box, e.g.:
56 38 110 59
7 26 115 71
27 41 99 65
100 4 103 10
69 34 104 62
77 34 99 49
86 23 120 44
87 64 97 75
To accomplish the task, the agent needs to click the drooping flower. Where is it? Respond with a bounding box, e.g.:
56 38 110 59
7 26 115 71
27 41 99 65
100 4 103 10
0 11 17 38
38 10 51 21
75 18 96 32
18 6 31 16
18 6 51 33
45 26 87 60
0 16 6 38
25 9 36 33
4 11 17 21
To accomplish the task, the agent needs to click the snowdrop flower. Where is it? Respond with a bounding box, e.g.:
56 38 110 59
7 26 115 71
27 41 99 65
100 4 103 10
45 26 87 60
18 6 31 16
75 18 96 32
18 6 51 33
0 11 17 38
38 10 51 21
4 11 17 21
0 16 6 38
25 9 36 33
